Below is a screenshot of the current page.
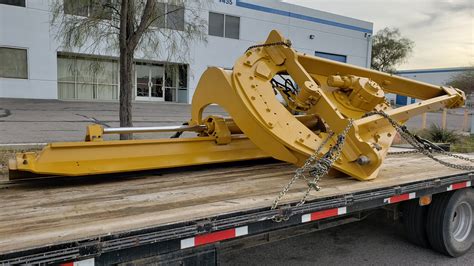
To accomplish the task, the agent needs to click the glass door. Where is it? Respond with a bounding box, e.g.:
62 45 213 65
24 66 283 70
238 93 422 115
136 64 150 99
135 63 164 101
150 64 164 100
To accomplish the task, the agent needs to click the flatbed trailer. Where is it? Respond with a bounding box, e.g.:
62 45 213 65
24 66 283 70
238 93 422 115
0 152 472 265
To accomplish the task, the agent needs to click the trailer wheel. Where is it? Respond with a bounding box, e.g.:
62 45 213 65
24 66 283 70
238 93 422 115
427 189 473 257
401 199 430 248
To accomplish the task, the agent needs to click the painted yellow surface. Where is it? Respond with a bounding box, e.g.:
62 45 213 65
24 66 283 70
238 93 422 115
9 30 465 180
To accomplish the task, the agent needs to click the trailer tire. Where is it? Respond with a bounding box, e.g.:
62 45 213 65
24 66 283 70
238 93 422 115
426 189 473 257
401 199 430 248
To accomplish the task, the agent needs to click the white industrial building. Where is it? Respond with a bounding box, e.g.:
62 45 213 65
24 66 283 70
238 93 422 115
388 67 473 106
0 0 373 103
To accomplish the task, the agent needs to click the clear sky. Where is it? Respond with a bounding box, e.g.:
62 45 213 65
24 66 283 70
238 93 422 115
284 0 473 70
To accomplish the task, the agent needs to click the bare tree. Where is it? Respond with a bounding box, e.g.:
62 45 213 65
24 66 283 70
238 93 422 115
371 27 414 73
51 0 209 139
445 67 474 108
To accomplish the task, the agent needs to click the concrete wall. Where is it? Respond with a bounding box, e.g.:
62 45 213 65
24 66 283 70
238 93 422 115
0 0 373 102
0 0 58 99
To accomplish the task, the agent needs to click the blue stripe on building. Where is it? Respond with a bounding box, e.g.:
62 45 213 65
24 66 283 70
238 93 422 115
397 68 473 75
235 0 373 34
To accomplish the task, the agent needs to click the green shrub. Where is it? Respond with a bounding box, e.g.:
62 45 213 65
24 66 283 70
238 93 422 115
424 124 459 144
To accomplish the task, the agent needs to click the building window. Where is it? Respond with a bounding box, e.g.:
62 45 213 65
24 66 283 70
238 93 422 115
64 0 112 20
396 95 408 106
0 0 25 7
57 55 119 100
224 15 239 39
151 3 185 31
0 47 28 79
166 4 185 31
153 2 166 28
315 51 347 63
209 12 224 37
208 12 240 39
164 64 187 102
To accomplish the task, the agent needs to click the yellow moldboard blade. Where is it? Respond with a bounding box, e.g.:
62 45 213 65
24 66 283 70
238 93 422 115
9 136 268 180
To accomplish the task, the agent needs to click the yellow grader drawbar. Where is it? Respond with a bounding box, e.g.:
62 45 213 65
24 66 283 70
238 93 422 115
9 30 466 181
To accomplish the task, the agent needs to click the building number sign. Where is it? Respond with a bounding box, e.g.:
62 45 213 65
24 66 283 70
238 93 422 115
219 0 233 5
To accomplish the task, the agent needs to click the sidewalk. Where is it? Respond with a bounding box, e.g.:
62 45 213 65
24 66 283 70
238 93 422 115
0 98 226 143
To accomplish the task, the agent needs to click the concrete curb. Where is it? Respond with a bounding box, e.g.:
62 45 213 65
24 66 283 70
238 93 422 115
0 143 47 149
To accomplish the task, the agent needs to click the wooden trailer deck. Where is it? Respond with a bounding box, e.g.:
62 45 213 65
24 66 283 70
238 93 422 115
0 153 472 255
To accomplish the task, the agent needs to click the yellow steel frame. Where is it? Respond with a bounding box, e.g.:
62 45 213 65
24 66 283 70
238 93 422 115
9 30 465 181
190 30 464 180
9 136 267 179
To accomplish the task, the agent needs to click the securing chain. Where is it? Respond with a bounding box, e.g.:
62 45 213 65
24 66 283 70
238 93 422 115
271 131 333 211
363 111 474 171
388 149 418 155
245 41 292 53
271 120 354 221
271 110 473 222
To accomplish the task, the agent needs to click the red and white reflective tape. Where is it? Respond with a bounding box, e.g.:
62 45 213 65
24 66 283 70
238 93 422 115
384 192 416 204
301 207 347 223
60 258 94 266
447 181 471 191
180 226 248 249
